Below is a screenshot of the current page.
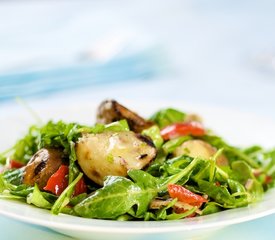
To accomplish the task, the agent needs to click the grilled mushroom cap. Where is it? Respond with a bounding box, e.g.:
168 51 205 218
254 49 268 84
23 148 63 189
76 131 157 185
97 99 154 133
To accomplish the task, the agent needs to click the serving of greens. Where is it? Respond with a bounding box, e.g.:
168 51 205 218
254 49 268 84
0 99 275 221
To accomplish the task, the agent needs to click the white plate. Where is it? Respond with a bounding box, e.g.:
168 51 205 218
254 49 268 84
1 100 275 240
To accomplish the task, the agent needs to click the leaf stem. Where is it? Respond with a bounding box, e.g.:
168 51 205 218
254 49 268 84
160 157 201 191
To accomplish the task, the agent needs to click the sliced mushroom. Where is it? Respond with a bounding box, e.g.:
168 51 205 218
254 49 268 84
97 99 154 133
173 139 228 166
23 148 64 189
76 131 157 185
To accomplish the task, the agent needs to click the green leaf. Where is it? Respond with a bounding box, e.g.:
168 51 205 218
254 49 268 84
228 179 246 195
231 161 255 185
142 125 163 149
74 176 134 219
3 168 24 185
0 175 6 193
10 125 40 164
104 120 130 132
197 180 235 208
161 155 193 175
162 136 192 154
160 157 203 189
0 174 34 199
263 149 275 176
202 202 222 215
154 198 177 220
9 185 34 197
27 184 52 209
202 135 260 168
74 170 159 219
146 149 167 176
150 108 186 128
51 172 83 215
246 179 264 203
128 170 159 216
69 193 88 206
166 207 197 220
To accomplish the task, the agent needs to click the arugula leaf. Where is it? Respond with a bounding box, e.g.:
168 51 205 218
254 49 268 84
160 157 204 188
161 155 193 175
228 179 247 195
69 193 88 206
231 161 254 185
0 174 33 198
74 170 159 219
78 120 130 134
9 185 34 197
127 170 159 216
166 207 197 220
51 172 83 215
146 149 167 176
104 119 130 132
150 108 186 128
162 136 192 154
263 149 275 176
3 168 24 185
154 198 177 220
8 125 39 164
0 175 5 193
27 184 52 209
197 180 235 207
202 135 260 168
202 202 222 215
246 179 264 203
142 125 163 149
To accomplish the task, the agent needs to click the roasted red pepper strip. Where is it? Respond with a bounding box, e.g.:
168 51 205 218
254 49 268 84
43 165 87 196
73 176 87 196
43 165 69 196
9 160 25 169
265 175 273 185
168 184 207 206
160 122 205 140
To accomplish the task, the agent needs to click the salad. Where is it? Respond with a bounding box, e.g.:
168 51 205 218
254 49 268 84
0 99 275 221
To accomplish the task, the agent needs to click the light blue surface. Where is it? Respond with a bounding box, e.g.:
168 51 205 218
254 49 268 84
1 0 275 239
0 51 164 101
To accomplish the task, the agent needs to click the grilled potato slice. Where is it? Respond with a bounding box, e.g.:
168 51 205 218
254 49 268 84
76 131 157 185
173 139 228 166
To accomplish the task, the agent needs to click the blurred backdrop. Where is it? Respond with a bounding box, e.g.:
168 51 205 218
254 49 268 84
1 0 275 120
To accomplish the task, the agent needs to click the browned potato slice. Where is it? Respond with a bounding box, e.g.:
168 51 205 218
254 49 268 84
97 99 154 133
23 148 63 189
173 139 228 166
76 131 157 185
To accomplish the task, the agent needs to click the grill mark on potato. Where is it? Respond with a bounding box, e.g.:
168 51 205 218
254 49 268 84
90 169 101 179
136 134 155 148
76 131 157 185
138 154 148 160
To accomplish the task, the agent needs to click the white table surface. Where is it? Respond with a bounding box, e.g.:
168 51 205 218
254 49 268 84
1 1 275 239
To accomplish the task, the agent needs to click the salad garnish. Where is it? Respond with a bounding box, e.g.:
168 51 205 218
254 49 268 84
0 99 275 221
